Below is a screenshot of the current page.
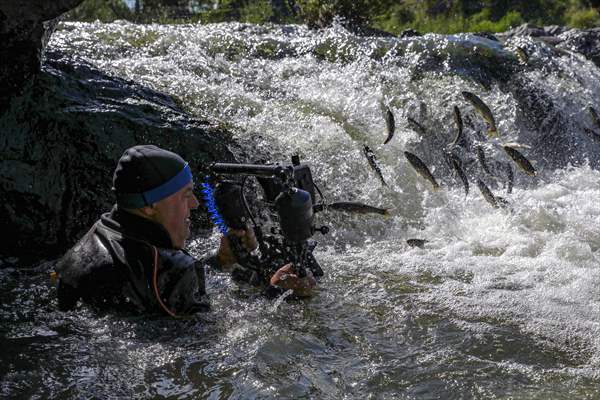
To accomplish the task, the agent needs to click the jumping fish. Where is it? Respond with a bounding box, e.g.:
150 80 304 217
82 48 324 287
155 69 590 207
495 196 511 210
475 145 492 175
407 238 428 249
462 91 498 137
441 151 454 173
407 117 427 136
502 145 536 176
384 107 395 144
419 102 428 120
328 201 389 216
503 162 514 194
476 178 499 208
584 127 600 143
450 105 464 147
515 46 529 64
363 145 388 186
589 106 600 130
403 151 441 191
448 151 469 196
501 141 531 149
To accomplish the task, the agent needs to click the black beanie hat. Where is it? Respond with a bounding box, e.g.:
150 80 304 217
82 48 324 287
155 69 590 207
112 145 193 208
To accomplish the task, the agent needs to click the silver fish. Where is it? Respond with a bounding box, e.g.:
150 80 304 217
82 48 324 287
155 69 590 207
451 105 463 147
502 142 531 149
363 145 387 186
441 150 454 173
502 145 536 176
407 238 428 249
476 178 499 208
495 196 511 210
583 127 600 143
448 152 469 196
384 107 395 144
404 151 441 191
407 117 427 136
419 102 428 120
476 145 492 175
462 91 498 137
589 106 600 130
515 46 529 64
328 201 389 216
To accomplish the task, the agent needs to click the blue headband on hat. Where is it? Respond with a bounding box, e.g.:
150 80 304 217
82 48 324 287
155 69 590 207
117 163 193 208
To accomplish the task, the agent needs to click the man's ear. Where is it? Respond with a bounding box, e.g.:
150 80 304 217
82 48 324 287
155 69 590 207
139 204 157 217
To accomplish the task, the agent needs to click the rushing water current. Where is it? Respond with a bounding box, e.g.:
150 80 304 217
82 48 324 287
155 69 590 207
2 21 600 399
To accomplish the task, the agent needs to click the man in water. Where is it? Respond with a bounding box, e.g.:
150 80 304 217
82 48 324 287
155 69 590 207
55 144 314 316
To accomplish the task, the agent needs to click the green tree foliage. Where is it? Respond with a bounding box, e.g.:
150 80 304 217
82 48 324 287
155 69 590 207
64 0 600 33
369 0 598 34
294 0 374 28
64 0 133 22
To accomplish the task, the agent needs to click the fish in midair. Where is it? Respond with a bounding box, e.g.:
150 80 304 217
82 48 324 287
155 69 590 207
495 196 511 210
589 106 600 130
384 107 395 144
584 127 600 143
403 151 441 191
503 162 514 194
448 151 469 196
419 102 428 120
502 145 536 176
363 145 388 186
502 141 531 149
450 105 464 147
462 91 498 137
441 151 454 173
476 178 499 208
407 117 427 136
328 201 389 216
476 145 492 175
407 238 428 249
515 46 529 64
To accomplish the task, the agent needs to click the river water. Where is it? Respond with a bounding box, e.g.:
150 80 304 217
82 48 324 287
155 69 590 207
2 21 600 399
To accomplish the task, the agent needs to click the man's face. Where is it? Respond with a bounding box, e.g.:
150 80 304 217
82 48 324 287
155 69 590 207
151 182 199 249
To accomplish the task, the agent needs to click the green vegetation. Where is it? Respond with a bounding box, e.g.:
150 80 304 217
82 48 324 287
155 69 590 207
64 0 134 22
64 0 600 33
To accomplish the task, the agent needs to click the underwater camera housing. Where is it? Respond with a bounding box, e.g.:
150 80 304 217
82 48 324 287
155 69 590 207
205 155 328 283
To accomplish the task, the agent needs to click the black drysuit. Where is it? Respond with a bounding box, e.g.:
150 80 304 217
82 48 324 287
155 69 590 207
55 206 211 316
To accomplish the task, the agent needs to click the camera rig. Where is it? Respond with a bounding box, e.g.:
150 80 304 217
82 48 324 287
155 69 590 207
201 155 329 287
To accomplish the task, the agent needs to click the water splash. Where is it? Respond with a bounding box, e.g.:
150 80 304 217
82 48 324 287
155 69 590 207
7 21 597 398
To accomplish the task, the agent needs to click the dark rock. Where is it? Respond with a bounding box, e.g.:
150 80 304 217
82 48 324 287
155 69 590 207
544 25 569 36
558 28 600 68
352 25 396 38
399 28 422 38
497 24 600 68
472 32 499 41
535 35 564 46
499 23 571 41
514 23 547 37
0 51 238 260
0 0 84 108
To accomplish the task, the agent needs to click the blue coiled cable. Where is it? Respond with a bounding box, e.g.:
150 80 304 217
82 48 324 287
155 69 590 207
200 180 229 235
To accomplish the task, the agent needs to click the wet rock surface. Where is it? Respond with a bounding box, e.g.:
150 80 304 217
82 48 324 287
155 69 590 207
0 1 84 107
499 23 600 68
0 51 237 260
559 28 600 68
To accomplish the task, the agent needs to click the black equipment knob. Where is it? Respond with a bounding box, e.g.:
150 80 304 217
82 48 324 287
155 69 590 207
292 154 300 166
315 226 329 235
